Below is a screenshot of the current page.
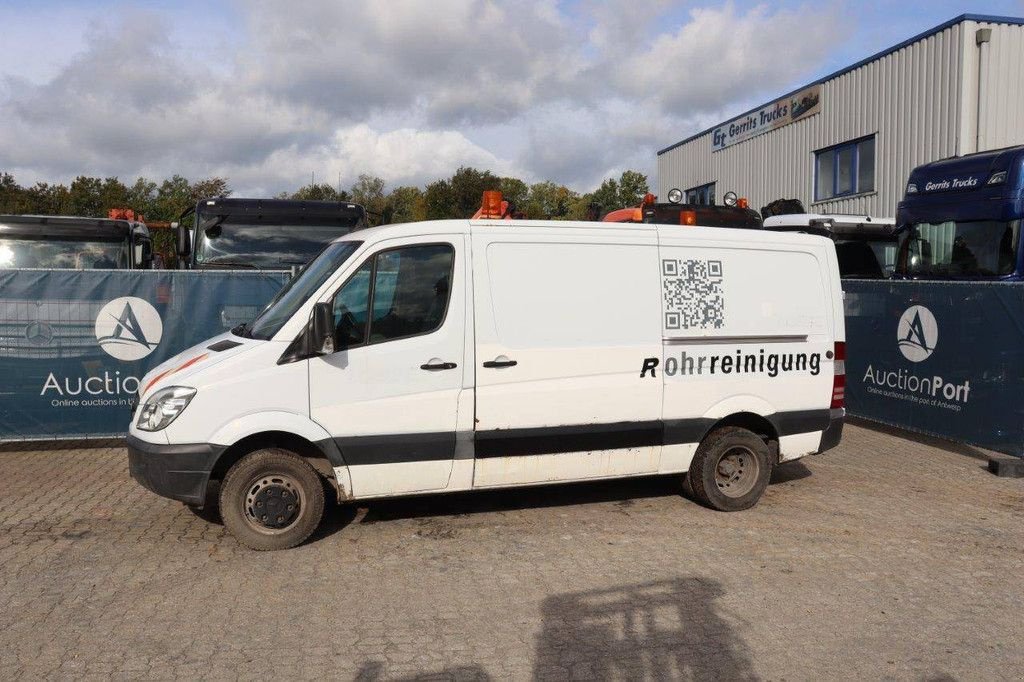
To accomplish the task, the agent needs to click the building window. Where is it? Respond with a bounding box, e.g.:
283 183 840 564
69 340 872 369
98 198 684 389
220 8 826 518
685 182 715 205
815 136 875 201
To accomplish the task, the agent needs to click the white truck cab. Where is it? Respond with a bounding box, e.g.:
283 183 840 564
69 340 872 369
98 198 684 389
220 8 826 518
128 218 846 550
763 213 898 278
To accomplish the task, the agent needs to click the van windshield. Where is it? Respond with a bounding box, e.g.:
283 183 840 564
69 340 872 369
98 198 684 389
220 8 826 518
244 241 362 340
896 219 1020 278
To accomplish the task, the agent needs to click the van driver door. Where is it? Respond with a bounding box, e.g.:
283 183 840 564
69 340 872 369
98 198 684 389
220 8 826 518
308 235 469 498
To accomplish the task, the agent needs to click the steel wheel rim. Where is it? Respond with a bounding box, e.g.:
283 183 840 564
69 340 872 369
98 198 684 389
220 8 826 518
242 473 305 534
714 446 759 498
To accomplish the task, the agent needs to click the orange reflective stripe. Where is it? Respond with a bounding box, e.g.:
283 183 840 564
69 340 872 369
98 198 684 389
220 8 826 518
143 353 209 395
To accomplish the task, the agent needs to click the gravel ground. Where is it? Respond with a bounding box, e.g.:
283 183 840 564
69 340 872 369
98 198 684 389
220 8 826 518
0 421 1021 680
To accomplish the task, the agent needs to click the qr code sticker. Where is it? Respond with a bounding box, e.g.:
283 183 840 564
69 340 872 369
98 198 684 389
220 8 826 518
662 259 724 329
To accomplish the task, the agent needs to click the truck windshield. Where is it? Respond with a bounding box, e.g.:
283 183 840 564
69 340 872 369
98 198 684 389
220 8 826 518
897 219 1020 278
0 237 128 269
835 239 897 279
194 216 362 268
245 241 362 340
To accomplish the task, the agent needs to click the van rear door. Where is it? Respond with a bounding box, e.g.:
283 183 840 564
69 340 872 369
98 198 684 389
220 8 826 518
470 224 662 486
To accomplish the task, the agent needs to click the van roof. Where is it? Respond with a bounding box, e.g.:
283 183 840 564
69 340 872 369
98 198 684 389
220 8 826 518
329 218 832 248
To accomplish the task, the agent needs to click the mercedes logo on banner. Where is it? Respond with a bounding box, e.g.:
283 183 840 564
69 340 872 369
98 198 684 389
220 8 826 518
24 320 55 346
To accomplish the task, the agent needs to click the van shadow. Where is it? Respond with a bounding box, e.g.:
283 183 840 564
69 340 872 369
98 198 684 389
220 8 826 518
532 577 757 680
770 459 813 484
315 461 814 534
354 475 683 526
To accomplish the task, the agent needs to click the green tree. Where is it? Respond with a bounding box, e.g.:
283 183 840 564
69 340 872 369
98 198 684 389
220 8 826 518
291 183 348 202
499 177 529 213
68 176 104 217
151 175 192 221
423 179 455 219
98 177 129 215
617 170 649 207
387 186 425 224
0 172 24 213
448 167 501 218
190 177 231 204
350 174 387 225
567 192 602 221
126 177 158 217
524 181 577 219
24 182 70 215
590 178 620 217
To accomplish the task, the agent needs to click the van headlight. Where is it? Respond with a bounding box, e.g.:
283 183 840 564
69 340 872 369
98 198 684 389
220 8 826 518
136 386 196 432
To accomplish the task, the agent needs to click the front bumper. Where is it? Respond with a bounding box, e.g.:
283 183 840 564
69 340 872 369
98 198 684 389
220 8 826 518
127 434 225 506
817 408 845 454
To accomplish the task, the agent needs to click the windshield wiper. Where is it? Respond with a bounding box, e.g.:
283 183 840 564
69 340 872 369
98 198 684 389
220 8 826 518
202 257 263 270
200 214 229 237
231 322 252 338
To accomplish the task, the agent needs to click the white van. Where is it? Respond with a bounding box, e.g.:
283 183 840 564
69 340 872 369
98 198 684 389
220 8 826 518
128 219 845 550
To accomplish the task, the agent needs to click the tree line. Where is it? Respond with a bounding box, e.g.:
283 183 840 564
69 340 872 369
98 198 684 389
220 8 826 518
0 167 650 265
0 167 650 225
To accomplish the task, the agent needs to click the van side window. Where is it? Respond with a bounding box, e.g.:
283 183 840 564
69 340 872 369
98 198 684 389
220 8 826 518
330 243 454 349
369 245 453 343
332 260 373 347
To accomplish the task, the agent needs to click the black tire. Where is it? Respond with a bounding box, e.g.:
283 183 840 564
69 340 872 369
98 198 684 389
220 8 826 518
687 427 772 512
219 448 325 551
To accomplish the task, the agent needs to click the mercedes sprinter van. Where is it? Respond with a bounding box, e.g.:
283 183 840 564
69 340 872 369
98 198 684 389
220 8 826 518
128 218 845 550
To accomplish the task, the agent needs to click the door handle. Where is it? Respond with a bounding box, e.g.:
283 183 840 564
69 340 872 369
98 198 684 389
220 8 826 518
420 361 457 371
482 359 517 368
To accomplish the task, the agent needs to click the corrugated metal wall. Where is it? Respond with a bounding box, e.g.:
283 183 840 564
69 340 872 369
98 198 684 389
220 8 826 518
975 21 1024 152
656 21 1004 219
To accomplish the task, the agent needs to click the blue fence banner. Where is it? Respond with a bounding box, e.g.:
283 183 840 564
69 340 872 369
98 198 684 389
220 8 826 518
844 280 1024 457
0 269 288 440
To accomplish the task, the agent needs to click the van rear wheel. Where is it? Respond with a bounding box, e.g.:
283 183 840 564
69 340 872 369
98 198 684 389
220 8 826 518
687 427 772 512
219 448 325 551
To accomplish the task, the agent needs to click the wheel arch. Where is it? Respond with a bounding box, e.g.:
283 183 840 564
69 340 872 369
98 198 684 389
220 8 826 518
705 412 780 460
209 429 349 502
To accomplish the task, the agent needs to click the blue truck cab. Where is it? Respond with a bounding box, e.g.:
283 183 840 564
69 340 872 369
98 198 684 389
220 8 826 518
895 145 1024 280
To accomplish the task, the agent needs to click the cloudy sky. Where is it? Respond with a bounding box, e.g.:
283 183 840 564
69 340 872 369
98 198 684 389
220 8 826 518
1 0 1022 195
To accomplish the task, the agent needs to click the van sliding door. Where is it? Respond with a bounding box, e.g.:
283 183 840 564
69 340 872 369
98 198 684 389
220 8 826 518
471 227 663 487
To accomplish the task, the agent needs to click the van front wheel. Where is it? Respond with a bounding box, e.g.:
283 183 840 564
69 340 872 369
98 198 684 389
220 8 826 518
219 448 325 551
687 427 772 512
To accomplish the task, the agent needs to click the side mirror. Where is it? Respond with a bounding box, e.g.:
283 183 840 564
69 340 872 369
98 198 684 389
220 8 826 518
133 243 145 268
174 221 191 259
310 302 335 355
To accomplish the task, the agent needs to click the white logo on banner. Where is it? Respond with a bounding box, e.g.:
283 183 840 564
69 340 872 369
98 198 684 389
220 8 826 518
897 305 937 362
94 297 163 361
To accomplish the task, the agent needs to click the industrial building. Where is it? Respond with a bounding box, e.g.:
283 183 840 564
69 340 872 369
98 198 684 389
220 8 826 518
656 14 1024 218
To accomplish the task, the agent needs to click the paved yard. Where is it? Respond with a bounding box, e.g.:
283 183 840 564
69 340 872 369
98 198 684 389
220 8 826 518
0 422 1022 680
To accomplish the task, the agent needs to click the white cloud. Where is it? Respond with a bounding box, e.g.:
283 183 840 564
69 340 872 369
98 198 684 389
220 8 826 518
613 3 841 116
0 1 845 194
221 125 518 196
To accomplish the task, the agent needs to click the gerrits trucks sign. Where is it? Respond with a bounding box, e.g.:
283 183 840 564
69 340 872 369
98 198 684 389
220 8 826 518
711 85 822 152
